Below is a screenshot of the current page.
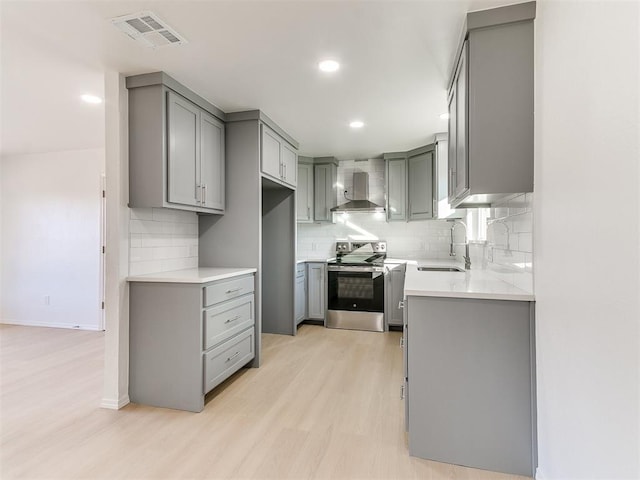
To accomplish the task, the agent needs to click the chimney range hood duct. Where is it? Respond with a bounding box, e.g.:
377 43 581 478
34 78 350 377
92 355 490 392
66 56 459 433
331 172 385 213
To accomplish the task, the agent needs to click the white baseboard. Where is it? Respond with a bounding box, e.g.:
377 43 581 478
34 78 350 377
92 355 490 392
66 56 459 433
1 319 101 331
100 394 130 410
535 466 546 479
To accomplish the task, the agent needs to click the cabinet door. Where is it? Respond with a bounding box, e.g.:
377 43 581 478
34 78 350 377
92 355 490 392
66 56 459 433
167 91 200 207
388 264 406 326
297 163 313 222
295 275 306 325
200 111 225 212
314 164 335 222
387 157 407 221
453 42 469 201
408 151 434 220
307 263 325 320
261 126 282 180
448 82 457 204
281 142 297 187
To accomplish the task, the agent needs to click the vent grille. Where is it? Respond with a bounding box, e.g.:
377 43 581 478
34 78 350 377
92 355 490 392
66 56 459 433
111 11 187 48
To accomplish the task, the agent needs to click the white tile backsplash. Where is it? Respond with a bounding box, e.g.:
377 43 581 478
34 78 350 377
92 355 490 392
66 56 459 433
129 208 199 276
298 157 535 293
485 193 534 292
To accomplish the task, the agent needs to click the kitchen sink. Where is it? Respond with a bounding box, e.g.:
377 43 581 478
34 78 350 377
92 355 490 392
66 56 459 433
417 266 465 272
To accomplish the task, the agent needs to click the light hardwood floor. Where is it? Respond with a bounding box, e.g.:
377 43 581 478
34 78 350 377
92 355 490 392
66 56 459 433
1 324 531 480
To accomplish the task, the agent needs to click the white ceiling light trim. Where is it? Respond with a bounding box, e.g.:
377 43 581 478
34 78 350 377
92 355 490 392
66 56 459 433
81 94 103 104
318 60 340 72
349 120 364 129
111 11 187 48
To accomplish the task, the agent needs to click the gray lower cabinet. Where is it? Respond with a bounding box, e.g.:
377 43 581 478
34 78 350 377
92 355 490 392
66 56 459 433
448 2 535 207
261 124 297 188
384 262 406 327
405 295 536 476
306 262 326 320
129 274 255 412
295 263 306 325
127 73 225 214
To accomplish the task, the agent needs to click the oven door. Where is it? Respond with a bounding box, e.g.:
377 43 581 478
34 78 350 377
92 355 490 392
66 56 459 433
327 266 385 313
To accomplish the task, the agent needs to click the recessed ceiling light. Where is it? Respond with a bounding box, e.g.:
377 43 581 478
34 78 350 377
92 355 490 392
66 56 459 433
81 94 103 104
439 112 450 120
318 60 340 72
349 120 364 129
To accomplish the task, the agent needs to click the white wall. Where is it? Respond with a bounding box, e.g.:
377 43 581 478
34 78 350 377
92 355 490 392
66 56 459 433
534 1 640 478
102 71 130 410
0 148 104 330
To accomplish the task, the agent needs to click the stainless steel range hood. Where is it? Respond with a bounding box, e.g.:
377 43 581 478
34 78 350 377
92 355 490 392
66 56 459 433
331 172 385 213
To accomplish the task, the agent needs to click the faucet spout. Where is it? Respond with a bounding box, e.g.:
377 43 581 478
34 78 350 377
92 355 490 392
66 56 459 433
449 220 471 270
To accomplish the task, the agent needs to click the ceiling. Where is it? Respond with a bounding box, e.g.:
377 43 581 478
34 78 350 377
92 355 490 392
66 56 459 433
1 0 515 160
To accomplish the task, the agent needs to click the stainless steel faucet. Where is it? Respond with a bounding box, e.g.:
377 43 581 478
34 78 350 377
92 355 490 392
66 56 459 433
449 220 471 270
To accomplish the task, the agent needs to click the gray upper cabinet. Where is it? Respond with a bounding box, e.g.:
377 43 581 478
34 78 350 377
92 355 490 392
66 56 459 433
261 124 297 188
434 133 466 219
408 147 434 220
127 73 226 215
384 145 434 222
167 92 200 207
200 111 225 211
313 159 338 223
296 158 314 223
385 154 407 222
448 2 535 208
448 42 469 205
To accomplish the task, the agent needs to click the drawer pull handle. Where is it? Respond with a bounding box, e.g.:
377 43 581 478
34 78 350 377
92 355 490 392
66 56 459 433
226 351 241 363
225 288 241 294
225 315 242 324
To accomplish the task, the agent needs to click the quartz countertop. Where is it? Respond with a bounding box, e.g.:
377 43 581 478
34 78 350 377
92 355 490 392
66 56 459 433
296 258 332 263
127 267 257 284
404 261 534 301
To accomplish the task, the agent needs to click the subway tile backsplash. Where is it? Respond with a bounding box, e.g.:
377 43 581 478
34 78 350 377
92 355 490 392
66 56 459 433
485 193 534 293
129 208 198 276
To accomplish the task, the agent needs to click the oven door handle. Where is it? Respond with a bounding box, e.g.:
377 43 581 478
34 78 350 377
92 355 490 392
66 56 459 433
327 266 383 273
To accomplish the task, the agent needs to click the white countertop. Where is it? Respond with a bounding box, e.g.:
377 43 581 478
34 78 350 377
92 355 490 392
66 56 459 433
404 261 534 301
297 258 332 263
127 267 257 284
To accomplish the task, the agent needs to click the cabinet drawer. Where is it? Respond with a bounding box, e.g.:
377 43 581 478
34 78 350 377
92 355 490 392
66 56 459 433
203 294 255 350
204 275 254 307
203 328 254 394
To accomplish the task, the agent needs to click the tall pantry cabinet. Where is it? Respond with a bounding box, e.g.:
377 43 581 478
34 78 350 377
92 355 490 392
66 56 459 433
199 110 300 353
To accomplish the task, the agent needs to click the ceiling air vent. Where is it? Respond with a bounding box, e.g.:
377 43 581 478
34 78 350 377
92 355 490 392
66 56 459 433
111 11 187 48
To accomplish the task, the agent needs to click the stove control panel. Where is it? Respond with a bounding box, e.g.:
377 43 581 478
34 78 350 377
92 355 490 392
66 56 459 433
335 240 387 254
336 241 351 253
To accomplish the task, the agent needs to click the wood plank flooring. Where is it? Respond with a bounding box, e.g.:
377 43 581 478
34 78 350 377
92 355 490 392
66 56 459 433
1 324 531 479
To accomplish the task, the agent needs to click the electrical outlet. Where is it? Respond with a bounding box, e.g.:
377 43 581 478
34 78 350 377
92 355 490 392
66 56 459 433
44 295 50 306
312 243 317 251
